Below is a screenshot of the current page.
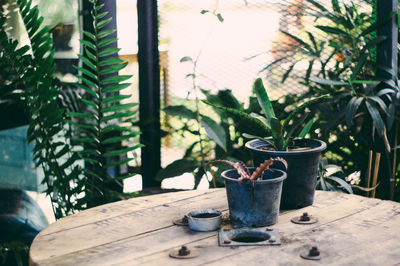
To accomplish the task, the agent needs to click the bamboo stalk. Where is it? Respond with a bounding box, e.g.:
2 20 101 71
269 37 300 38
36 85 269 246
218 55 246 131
371 152 381 198
366 150 373 197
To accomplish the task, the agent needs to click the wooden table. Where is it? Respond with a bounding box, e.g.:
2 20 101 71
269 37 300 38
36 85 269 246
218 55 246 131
30 189 400 265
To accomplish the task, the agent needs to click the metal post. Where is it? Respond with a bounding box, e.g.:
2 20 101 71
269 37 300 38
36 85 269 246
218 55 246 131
377 0 398 84
137 0 161 187
376 0 398 199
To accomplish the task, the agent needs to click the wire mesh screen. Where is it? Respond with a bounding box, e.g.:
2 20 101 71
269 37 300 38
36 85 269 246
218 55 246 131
158 0 374 182
158 0 372 100
158 1 291 170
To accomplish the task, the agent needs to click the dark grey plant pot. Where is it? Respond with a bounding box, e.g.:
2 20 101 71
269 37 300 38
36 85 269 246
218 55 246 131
245 138 326 210
221 168 286 227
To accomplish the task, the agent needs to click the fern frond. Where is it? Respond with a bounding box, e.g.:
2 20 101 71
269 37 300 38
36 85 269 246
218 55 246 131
1 0 84 218
71 0 141 206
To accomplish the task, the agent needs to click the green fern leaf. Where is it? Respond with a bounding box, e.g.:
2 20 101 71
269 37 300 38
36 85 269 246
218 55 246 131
98 29 116 38
103 145 143 157
78 54 97 71
98 47 120 57
80 98 98 109
102 83 131 93
103 103 138 113
102 133 139 144
104 158 134 168
101 110 138 122
101 75 132 85
102 94 131 104
99 56 124 66
74 66 97 80
80 39 97 50
83 31 96 41
98 37 119 48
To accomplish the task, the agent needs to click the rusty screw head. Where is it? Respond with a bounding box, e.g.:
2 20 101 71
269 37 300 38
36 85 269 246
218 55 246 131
300 246 321 260
299 212 311 222
308 246 320 257
178 246 191 256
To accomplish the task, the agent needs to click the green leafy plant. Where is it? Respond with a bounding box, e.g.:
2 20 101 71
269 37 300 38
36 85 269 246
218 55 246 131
204 78 328 151
266 0 394 150
0 241 28 266
69 0 142 208
208 157 287 181
159 87 265 188
258 0 399 199
317 159 353 193
0 0 79 217
0 0 141 218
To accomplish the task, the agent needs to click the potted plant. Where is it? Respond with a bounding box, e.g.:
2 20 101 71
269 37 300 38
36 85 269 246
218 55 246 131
205 78 327 209
209 158 287 227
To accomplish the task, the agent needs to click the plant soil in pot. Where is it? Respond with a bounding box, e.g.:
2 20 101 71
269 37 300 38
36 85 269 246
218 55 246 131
187 209 222 231
213 158 287 227
246 138 326 210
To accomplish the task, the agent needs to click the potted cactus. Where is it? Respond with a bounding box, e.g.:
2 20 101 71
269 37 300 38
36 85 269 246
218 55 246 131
209 158 287 227
205 78 327 209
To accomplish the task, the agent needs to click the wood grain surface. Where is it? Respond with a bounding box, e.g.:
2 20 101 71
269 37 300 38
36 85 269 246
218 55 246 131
29 189 400 266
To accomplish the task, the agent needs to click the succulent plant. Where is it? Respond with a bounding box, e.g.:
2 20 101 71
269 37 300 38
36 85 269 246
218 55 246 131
209 158 287 181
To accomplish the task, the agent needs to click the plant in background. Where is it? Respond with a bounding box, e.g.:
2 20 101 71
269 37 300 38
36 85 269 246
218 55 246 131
0 0 141 218
317 158 379 194
157 53 227 188
157 6 247 188
0 0 79 218
205 78 328 151
0 241 28 266
159 87 267 188
69 0 141 207
317 159 353 193
208 157 287 181
260 0 397 198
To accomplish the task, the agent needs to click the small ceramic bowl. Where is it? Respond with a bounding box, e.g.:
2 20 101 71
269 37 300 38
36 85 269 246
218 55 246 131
187 209 222 232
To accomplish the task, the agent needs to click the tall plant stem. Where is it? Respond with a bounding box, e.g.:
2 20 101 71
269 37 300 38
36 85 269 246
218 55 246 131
191 54 206 171
188 22 216 186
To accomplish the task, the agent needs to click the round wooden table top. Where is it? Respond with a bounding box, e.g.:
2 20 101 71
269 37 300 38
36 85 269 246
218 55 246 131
30 189 400 265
